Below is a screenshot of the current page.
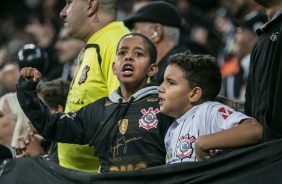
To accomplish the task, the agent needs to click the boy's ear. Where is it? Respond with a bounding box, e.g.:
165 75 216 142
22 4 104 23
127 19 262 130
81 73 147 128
112 62 116 75
189 87 202 103
147 64 158 77
87 0 98 16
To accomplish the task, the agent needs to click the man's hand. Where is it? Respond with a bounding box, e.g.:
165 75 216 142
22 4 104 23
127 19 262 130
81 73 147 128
16 134 45 158
20 67 42 83
15 123 44 158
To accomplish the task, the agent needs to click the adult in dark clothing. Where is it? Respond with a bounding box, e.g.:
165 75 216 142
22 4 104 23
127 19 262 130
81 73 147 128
245 0 282 142
123 1 189 85
16 33 173 172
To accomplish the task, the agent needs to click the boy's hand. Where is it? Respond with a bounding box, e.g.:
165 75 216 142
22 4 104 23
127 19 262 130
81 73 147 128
20 67 42 83
195 146 210 161
195 136 224 161
195 136 211 161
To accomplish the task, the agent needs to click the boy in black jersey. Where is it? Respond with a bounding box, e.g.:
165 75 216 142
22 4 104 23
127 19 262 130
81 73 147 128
16 33 174 173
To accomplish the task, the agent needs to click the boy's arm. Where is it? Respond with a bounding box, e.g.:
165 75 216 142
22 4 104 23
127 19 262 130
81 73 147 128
16 68 93 144
195 118 262 161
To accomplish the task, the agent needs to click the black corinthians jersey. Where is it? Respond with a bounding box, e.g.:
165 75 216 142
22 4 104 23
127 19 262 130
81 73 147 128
90 94 173 172
17 81 174 173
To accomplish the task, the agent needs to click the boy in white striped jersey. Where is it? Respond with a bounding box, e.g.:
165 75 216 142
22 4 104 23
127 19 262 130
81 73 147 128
158 51 262 163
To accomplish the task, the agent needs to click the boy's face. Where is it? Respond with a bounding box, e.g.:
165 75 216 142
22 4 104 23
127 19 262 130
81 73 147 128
113 35 156 88
158 64 193 118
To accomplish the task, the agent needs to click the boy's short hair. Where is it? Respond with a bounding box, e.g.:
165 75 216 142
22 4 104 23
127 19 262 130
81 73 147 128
38 78 70 109
167 51 222 101
116 33 157 64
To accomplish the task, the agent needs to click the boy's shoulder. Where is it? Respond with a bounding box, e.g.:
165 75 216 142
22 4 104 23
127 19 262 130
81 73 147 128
192 101 234 117
88 96 112 107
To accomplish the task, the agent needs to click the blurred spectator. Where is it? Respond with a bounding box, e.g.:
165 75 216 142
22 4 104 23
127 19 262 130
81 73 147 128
17 44 51 81
0 92 29 147
37 79 70 112
117 0 135 21
188 0 219 13
0 39 30 97
215 1 265 99
0 7 31 47
0 94 17 146
214 8 240 96
22 0 65 82
178 0 221 57
131 0 154 13
23 0 64 38
24 19 56 49
226 0 264 20
218 0 234 11
225 12 267 101
0 63 20 97
173 0 191 13
0 1 66 97
17 43 66 82
17 44 48 73
54 27 85 82
214 8 239 66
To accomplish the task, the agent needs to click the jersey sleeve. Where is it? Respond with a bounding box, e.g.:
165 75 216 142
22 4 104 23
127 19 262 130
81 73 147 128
16 77 97 144
211 103 251 131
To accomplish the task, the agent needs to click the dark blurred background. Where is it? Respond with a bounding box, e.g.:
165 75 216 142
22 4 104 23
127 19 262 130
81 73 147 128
0 0 266 101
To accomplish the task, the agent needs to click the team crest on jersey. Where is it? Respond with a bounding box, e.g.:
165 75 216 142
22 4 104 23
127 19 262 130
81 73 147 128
104 101 113 106
118 119 128 135
139 107 160 130
218 107 233 120
78 65 90 84
176 134 195 159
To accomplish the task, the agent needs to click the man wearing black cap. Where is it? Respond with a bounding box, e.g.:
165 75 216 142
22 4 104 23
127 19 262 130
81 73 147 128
224 12 267 101
123 1 188 85
245 0 282 142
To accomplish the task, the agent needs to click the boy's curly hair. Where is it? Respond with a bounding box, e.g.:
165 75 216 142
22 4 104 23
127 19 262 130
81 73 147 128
167 51 222 101
37 78 70 109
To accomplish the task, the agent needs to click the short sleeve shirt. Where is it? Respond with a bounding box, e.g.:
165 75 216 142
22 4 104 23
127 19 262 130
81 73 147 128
165 101 251 164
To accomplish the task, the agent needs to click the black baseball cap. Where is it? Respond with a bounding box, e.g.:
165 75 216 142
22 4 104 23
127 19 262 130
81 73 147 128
123 1 182 29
